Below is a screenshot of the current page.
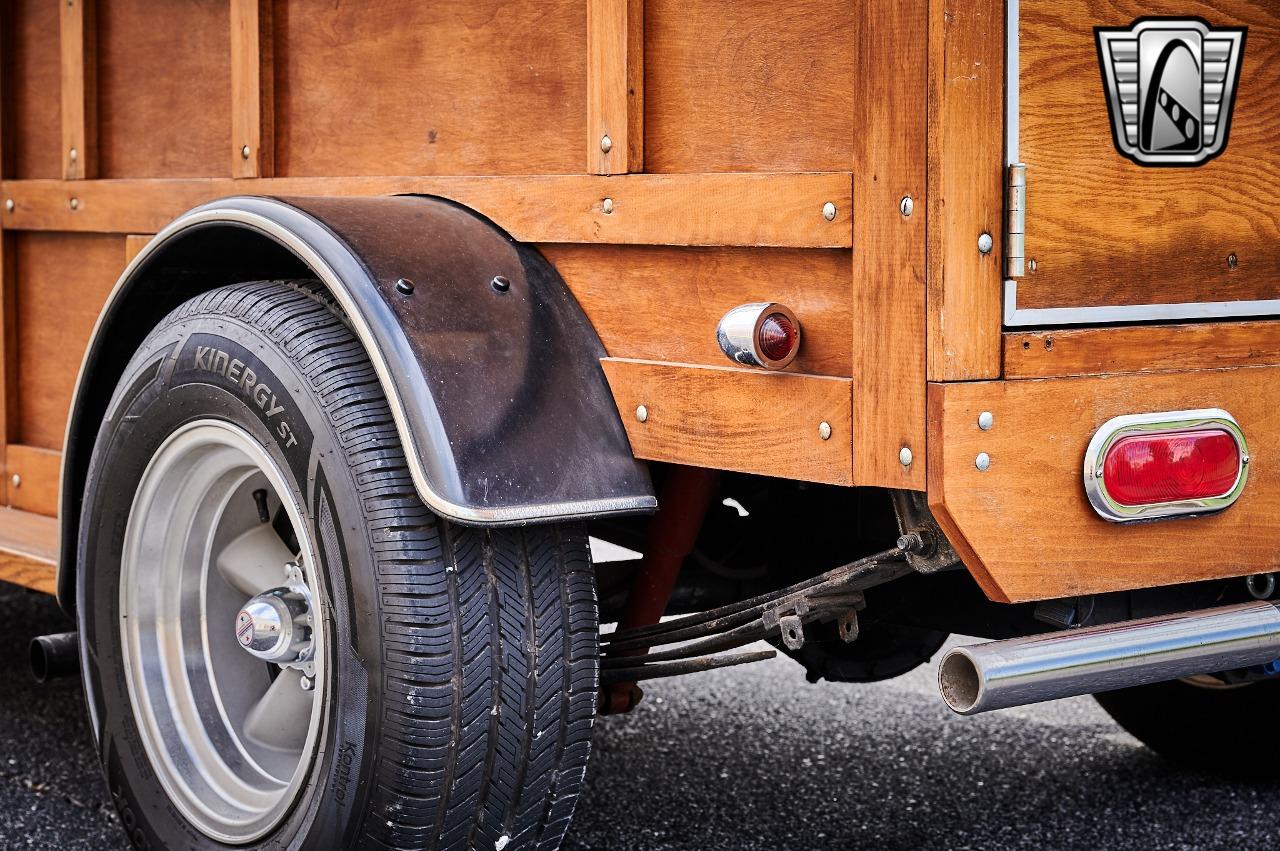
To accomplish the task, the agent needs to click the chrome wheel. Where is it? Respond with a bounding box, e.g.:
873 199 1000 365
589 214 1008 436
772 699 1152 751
119 419 326 843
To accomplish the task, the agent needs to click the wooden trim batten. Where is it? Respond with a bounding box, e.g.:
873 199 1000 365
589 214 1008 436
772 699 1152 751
850 0 928 490
586 0 643 174
230 0 274 179
0 173 853 248
60 0 97 180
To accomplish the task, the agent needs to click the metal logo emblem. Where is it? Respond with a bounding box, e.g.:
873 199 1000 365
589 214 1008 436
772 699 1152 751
1095 18 1246 166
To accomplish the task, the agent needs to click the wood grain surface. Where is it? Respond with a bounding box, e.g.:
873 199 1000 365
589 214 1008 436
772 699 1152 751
0 173 854 248
601 357 854 485
929 367 1280 602
1017 0 1280 311
59 0 96 180
230 0 273 178
0 507 57 594
6 443 59 517
587 0 643 174
1004 321 1280 378
542 244 852 376
7 0 60 180
643 0 855 174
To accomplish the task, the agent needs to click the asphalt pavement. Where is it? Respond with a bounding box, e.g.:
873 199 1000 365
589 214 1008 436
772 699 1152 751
1 581 1275 851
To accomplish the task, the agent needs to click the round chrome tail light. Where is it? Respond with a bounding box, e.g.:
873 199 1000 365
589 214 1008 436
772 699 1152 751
716 303 801 370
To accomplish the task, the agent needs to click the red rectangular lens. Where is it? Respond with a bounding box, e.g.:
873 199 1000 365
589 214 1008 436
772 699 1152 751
1102 429 1240 506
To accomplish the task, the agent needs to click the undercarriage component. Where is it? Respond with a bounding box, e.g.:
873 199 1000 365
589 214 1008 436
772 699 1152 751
889 489 961 574
601 547 912 686
940 600 1280 715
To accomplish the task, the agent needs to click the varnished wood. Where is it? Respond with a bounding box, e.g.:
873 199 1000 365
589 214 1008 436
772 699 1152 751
929 368 1280 603
13 233 122 449
0 507 58 594
587 0 643 174
1004 322 1280 379
0 173 854 248
123 233 151 264
601 357 854 485
7 0 59 179
542 245 853 376
230 0 273 178
1017 1 1280 312
926 0 1003 381
59 0 96 180
0 234 14 505
98 0 230 178
643 0 855 174
850 0 928 491
6 444 59 517
275 0 585 177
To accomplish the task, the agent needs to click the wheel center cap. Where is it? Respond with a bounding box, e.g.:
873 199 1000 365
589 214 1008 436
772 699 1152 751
233 581 313 665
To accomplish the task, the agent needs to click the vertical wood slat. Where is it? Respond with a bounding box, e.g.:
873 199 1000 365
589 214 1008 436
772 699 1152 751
0 233 16 505
230 0 273 178
586 0 643 174
926 0 1003 380
850 0 928 490
60 0 97 180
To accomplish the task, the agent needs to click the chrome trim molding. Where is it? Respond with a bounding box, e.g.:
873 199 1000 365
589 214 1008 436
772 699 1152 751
1003 280 1280 327
1082 407 1249 523
62 200 657 540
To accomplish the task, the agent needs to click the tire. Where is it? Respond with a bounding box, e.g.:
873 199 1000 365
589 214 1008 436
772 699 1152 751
1095 678 1280 777
77 280 599 850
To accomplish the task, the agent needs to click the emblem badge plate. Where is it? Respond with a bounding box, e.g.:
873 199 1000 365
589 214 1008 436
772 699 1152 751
1095 18 1246 166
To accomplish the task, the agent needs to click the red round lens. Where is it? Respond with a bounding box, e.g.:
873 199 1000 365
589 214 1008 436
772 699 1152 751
758 313 797 363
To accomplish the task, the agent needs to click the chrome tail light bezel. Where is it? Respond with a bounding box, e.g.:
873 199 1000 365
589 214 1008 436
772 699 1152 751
715 302 800 370
1083 408 1250 523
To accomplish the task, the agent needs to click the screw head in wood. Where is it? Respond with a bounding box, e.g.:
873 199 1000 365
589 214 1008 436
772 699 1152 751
818 421 832 441
978 232 994 254
978 411 994 431
899 446 913 467
1028 258 1038 272
600 135 613 153
1228 253 1238 270
602 198 614 214
822 202 837 221
899 196 914 217
10 474 20 489
69 197 80 211
635 405 648 423
69 147 78 163
975 452 991 472
241 144 252 159
4 199 12 213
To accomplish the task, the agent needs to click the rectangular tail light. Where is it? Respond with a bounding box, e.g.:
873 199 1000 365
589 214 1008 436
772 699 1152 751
1084 409 1250 523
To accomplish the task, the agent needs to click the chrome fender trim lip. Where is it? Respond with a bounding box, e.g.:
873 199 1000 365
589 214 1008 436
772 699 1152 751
1082 407 1250 523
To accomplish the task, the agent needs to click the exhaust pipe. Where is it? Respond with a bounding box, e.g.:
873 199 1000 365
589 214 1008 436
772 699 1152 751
30 632 80 683
939 601 1280 715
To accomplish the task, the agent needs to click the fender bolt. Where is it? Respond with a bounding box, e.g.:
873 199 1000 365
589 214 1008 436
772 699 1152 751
395 278 415 295
491 275 511 293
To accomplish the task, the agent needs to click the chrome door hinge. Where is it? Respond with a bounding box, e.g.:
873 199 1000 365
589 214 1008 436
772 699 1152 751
1005 163 1026 278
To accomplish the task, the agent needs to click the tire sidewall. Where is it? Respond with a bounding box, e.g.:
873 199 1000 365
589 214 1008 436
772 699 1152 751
78 305 383 850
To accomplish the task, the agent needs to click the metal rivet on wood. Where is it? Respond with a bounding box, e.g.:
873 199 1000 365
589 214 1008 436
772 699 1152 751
818 421 832 440
635 405 648 423
822 201 837 221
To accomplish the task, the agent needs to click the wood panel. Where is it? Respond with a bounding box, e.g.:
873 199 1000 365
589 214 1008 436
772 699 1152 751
1005 321 1280 379
60 0 96 179
13 233 123 449
1017 1 1280 311
97 0 230 178
123 233 151 264
6 444 59 517
929 368 1280 603
274 0 585 177
230 0 273 178
643 0 855 173
926 0 1003 380
0 508 58 594
601 358 854 485
587 0 643 174
7 0 60 179
850 0 928 490
542 245 852 376
0 173 854 248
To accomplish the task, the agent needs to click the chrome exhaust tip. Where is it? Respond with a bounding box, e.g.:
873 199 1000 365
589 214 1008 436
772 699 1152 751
939 601 1280 715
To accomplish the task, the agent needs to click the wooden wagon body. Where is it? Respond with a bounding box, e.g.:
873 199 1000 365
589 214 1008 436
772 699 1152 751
0 0 1277 606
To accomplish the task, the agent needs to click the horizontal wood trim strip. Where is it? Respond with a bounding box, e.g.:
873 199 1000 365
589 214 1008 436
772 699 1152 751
1004 322 1280 379
0 507 58 595
0 173 853 248
600 357 854 485
928 368 1280 603
6 444 60 517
